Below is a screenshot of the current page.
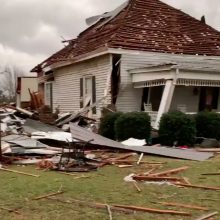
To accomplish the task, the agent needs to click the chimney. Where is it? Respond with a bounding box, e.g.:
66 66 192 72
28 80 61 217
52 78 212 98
201 15 206 24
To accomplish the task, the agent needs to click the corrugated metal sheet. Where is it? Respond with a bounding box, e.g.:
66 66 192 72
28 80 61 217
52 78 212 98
70 123 213 161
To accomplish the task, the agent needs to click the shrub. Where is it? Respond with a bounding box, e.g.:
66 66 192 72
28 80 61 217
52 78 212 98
195 111 220 140
99 112 123 140
159 111 196 146
114 112 151 141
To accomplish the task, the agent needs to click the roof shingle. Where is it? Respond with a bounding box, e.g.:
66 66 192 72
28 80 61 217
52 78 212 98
32 0 220 72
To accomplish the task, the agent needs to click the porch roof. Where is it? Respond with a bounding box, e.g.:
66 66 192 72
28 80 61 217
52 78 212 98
130 61 220 88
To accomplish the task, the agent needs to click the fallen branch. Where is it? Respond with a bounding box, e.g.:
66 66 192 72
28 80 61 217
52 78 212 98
112 204 191 216
132 182 141 192
149 166 189 177
195 211 218 220
32 191 64 200
175 183 220 191
157 201 209 211
0 168 40 178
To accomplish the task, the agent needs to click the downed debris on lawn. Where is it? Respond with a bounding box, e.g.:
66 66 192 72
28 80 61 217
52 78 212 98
124 166 220 191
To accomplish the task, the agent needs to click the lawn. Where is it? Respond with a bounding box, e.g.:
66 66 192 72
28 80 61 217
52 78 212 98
0 154 220 220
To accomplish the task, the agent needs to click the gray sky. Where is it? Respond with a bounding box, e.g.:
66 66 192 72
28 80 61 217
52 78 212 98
0 0 220 73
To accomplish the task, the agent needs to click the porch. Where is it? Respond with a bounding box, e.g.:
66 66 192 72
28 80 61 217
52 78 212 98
129 63 220 129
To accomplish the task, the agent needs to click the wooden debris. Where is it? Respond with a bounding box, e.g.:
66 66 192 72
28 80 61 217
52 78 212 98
149 166 189 177
32 191 64 200
47 197 134 214
110 153 135 161
201 172 220 176
182 177 191 185
113 160 165 165
132 182 141 192
117 165 133 168
175 183 220 191
143 166 162 175
112 204 191 216
133 175 183 182
195 211 218 220
0 206 22 215
157 201 209 211
106 204 113 220
137 153 144 165
0 168 40 178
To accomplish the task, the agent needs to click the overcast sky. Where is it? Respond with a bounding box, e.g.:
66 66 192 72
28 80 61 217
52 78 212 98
0 0 220 73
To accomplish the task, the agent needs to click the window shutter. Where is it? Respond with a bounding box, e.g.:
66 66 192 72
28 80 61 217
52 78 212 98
92 76 96 114
80 78 83 108
212 87 219 109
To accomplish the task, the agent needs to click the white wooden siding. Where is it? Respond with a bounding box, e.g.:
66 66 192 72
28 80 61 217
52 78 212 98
117 52 220 112
53 55 111 116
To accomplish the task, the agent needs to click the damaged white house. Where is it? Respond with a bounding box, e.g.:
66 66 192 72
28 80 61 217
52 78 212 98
31 0 220 128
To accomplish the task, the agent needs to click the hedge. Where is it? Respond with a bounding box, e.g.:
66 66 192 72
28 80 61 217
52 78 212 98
99 112 123 140
195 111 220 140
159 111 196 146
114 112 151 141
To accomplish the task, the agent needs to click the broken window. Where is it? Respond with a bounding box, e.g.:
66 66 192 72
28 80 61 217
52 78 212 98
80 76 96 114
45 82 53 109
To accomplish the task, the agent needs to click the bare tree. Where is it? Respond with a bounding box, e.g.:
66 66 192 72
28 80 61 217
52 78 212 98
0 65 24 102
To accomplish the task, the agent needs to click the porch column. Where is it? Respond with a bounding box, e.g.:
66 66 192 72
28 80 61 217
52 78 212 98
154 80 175 129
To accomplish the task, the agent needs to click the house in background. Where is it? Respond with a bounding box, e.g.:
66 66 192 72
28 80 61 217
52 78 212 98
16 76 38 108
31 0 220 128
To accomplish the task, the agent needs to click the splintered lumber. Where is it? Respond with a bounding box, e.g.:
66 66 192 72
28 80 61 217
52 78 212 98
110 153 135 161
137 153 144 165
143 166 162 175
32 191 63 200
195 211 218 220
112 204 191 216
106 204 113 220
47 197 134 214
113 160 165 165
175 183 220 191
149 166 189 177
157 201 209 211
132 182 141 192
117 165 133 168
133 175 183 182
0 168 40 177
182 177 191 185
0 206 21 215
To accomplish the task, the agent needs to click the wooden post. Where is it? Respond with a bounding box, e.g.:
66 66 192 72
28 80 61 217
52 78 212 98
154 80 175 129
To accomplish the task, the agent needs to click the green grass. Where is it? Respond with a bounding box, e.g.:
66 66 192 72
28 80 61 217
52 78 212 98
0 154 220 220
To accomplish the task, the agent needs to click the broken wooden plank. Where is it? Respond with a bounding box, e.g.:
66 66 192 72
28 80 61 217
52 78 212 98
175 183 220 191
133 175 183 182
0 168 40 177
117 165 133 168
132 182 141 192
113 160 165 165
110 153 135 161
0 206 22 215
201 172 220 176
47 197 134 214
32 191 64 200
182 177 191 185
137 153 144 165
112 204 191 216
195 211 218 220
70 123 213 161
157 201 209 211
149 166 189 177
